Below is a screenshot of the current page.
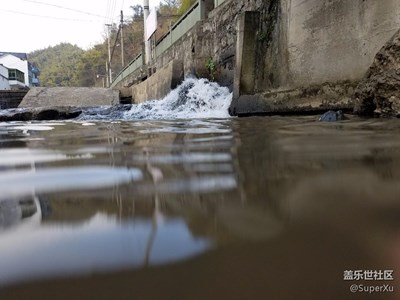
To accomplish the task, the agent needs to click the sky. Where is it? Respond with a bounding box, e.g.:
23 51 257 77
0 0 161 53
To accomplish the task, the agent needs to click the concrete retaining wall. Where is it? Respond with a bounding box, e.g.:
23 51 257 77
282 0 400 88
232 0 400 115
0 91 27 109
116 0 268 91
132 60 184 103
115 0 400 115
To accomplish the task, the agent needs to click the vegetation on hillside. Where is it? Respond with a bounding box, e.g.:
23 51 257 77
29 43 84 87
29 0 195 88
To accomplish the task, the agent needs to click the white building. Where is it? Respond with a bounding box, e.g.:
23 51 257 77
0 52 40 89
0 64 10 90
0 53 29 89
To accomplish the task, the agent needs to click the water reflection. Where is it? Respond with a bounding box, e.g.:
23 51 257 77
0 167 143 200
0 196 41 230
0 119 246 289
0 212 211 286
1 117 400 299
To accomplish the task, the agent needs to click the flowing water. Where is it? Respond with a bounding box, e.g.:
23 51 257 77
1 79 400 299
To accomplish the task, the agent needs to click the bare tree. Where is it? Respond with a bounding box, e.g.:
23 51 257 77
130 4 144 19
161 0 180 8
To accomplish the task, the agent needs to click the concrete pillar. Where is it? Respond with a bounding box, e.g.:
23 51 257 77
199 0 204 19
233 11 260 100
143 0 151 65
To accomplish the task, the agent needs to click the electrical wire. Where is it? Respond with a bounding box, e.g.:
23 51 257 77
105 0 117 24
0 8 100 22
105 0 112 23
19 0 106 19
110 0 117 23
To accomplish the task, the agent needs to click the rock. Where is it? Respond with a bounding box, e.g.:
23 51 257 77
0 106 82 122
354 29 400 117
319 110 345 122
0 109 33 122
34 107 82 120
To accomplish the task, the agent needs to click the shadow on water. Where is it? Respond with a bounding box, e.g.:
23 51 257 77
0 116 400 299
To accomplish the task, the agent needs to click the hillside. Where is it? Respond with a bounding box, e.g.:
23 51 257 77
29 43 84 87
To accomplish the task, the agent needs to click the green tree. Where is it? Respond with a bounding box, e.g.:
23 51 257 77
76 46 107 87
177 0 196 15
29 43 84 87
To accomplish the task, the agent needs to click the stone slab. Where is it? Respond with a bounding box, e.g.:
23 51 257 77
19 87 120 108
231 81 356 116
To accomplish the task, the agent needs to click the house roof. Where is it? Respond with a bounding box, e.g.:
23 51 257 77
0 52 28 61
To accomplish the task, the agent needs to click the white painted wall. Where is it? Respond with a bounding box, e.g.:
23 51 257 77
0 54 29 87
0 65 10 90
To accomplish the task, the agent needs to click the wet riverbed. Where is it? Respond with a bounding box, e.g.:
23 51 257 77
0 116 400 299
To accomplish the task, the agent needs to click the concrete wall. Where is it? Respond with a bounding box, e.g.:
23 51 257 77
0 91 27 109
114 0 400 115
282 0 400 88
232 0 400 115
132 59 184 103
19 87 119 108
115 0 269 91
154 0 269 89
151 0 400 95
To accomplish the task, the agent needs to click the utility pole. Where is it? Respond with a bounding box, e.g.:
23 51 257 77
105 23 113 85
143 0 150 65
120 10 125 67
105 60 109 87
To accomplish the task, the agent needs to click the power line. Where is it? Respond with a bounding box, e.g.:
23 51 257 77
110 0 117 23
0 8 100 22
19 0 106 19
105 0 112 23
105 0 117 23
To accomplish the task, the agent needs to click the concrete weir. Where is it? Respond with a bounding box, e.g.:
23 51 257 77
131 60 184 103
19 87 120 108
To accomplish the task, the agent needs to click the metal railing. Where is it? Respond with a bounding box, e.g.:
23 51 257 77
214 0 226 7
110 0 204 88
155 1 202 58
111 53 143 88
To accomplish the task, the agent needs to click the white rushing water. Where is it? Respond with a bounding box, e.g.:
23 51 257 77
79 78 232 120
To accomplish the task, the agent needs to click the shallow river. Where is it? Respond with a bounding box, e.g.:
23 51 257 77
0 114 399 299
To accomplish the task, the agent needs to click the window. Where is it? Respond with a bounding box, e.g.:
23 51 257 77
8 69 25 83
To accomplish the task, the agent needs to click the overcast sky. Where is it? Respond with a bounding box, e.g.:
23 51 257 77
0 0 161 53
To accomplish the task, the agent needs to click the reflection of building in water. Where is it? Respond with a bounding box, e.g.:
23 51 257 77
17 120 281 244
0 196 42 230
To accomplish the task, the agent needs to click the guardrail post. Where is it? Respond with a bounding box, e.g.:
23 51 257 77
199 0 205 19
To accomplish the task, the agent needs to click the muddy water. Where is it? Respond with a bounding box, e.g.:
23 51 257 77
0 116 399 299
